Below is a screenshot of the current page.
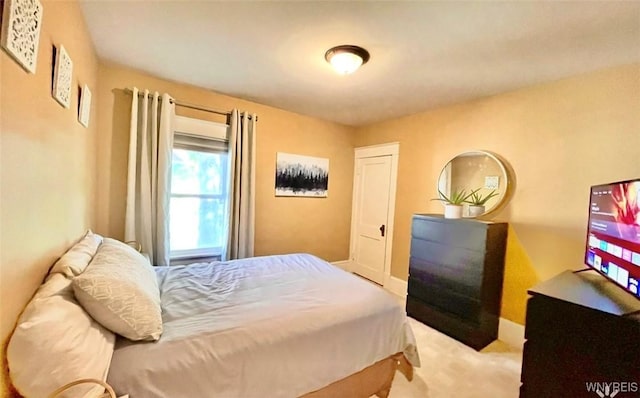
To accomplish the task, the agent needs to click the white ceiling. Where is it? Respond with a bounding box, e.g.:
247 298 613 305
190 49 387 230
79 1 640 126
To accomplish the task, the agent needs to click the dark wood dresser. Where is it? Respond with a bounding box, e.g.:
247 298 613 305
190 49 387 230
520 270 640 397
406 214 508 350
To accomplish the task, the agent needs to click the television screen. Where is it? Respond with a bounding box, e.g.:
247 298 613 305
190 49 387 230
585 179 640 299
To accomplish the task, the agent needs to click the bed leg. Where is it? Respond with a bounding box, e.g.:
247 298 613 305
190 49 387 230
398 358 413 382
375 386 391 398
392 353 414 382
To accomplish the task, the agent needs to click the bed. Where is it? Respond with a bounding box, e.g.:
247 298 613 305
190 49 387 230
7 233 419 398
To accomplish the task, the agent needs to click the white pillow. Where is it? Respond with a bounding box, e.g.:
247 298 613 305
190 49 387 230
49 230 103 277
72 238 163 341
7 274 115 398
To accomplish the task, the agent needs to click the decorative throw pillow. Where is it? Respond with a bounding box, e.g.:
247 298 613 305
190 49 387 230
49 230 103 277
72 238 163 341
8 274 115 398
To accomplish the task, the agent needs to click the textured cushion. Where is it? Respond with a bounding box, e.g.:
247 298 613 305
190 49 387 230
49 230 103 277
72 238 163 341
8 274 115 398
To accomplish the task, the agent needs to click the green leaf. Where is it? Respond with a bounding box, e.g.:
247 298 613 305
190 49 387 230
465 189 499 205
431 189 474 205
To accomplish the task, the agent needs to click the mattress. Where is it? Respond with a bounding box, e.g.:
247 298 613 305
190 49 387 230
107 253 420 397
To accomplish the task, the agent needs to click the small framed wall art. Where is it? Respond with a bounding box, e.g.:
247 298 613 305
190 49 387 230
0 0 44 74
78 84 92 127
52 45 73 108
275 152 329 197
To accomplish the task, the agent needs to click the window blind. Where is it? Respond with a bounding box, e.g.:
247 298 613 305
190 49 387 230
174 133 228 153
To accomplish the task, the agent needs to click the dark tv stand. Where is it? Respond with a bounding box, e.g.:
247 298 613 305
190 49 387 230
520 270 640 397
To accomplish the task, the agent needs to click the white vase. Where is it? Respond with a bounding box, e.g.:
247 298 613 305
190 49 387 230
444 204 463 219
468 205 486 217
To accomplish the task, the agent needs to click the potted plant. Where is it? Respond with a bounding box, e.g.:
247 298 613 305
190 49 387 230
465 189 499 217
432 189 473 219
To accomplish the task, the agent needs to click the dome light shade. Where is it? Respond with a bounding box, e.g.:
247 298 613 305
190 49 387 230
325 45 370 75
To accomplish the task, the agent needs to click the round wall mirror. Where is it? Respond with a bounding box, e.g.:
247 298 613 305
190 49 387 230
437 150 510 218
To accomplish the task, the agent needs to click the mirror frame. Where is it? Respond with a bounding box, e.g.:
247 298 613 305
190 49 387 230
437 150 511 219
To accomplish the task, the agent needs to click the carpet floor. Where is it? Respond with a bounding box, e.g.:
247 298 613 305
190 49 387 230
387 317 523 398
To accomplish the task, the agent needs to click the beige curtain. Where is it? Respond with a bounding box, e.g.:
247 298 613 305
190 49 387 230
124 88 175 266
224 110 257 260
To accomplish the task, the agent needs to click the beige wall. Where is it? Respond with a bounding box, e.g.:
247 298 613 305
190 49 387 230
0 1 100 394
96 63 355 262
355 64 640 324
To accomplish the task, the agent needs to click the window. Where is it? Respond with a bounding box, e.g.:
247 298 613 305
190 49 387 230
169 116 229 260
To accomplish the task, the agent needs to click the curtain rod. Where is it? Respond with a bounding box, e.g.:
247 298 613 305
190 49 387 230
124 89 258 121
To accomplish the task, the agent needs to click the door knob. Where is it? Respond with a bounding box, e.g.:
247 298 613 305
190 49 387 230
380 224 386 237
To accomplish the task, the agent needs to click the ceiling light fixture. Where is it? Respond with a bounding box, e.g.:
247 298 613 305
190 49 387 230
325 45 370 75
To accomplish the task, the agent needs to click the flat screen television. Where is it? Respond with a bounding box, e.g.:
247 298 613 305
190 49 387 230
584 178 640 299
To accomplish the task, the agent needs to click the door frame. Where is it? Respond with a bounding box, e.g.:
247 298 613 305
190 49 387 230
349 142 400 286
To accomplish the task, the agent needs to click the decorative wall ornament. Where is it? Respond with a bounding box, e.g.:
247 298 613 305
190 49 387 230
78 84 92 127
52 45 73 108
275 152 329 197
0 0 44 73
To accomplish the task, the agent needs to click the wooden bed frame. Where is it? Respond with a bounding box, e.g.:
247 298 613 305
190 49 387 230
303 353 413 398
3 353 413 398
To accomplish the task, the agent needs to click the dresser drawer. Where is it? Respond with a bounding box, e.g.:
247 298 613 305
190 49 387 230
408 276 482 322
411 216 488 251
410 238 484 282
409 260 482 298
406 296 497 350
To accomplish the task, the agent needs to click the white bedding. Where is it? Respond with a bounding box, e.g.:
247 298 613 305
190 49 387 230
107 253 420 397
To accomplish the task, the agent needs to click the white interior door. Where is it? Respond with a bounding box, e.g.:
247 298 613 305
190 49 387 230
351 155 393 284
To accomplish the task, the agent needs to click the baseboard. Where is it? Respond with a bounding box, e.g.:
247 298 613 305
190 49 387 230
383 275 408 298
332 264 407 298
330 260 352 272
498 317 525 349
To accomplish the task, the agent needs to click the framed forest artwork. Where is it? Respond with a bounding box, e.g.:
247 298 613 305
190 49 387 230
275 152 329 197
